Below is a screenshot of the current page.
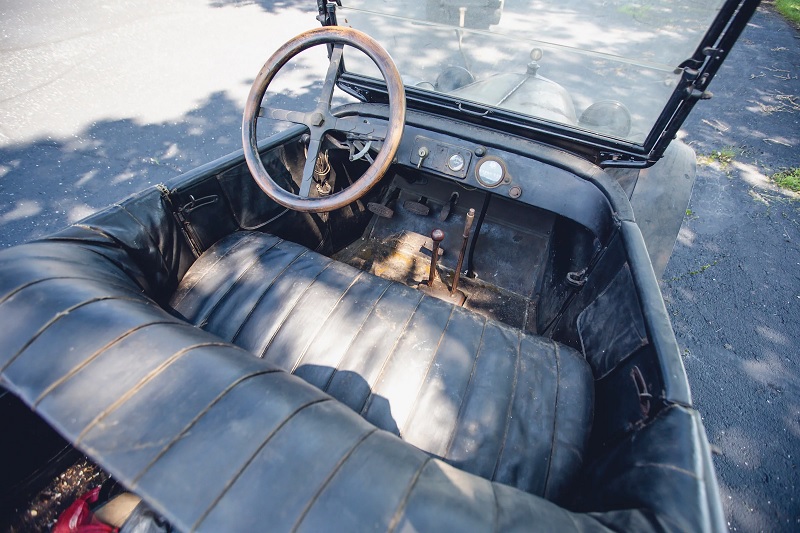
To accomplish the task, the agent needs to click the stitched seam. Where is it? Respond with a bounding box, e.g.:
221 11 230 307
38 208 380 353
75 342 232 444
0 295 153 375
631 462 701 479
228 248 310 345
257 258 335 359
75 245 152 291
442 318 488 459
0 274 144 307
196 239 290 329
386 457 432 533
0 253 135 289
490 330 523 481
358 291 425 418
562 506 584 532
171 232 268 307
118 204 172 282
0 255 94 270
131 369 280 484
40 229 156 293
192 397 332 531
61 222 121 242
322 280 393 393
33 321 193 405
399 305 456 437
289 428 378 533
186 232 260 284
42 224 119 249
290 270 365 374
542 340 561 498
490 482 500 533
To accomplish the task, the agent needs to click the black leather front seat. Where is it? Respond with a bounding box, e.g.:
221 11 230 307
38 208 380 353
169 231 593 501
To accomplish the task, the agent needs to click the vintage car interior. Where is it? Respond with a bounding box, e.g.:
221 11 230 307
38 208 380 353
1 1 760 531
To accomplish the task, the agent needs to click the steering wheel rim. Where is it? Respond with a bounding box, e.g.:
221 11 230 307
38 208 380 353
242 26 406 213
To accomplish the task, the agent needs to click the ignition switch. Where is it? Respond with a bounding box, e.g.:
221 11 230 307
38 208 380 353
417 146 430 169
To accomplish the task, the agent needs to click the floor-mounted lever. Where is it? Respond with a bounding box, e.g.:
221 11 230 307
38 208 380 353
439 192 459 222
450 208 475 302
428 229 445 287
418 228 461 304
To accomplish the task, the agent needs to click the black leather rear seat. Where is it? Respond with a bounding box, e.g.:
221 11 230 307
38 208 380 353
169 231 593 500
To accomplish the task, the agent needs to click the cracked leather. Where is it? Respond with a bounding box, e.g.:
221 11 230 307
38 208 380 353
168 231 594 500
0 186 725 532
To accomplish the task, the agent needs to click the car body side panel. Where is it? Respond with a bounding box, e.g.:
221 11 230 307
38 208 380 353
629 141 697 279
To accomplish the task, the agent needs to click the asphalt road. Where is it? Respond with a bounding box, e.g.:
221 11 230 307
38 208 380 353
0 1 798 531
663 5 800 530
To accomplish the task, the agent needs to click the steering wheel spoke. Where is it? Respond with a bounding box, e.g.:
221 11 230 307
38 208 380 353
258 107 309 126
318 43 344 110
299 131 324 198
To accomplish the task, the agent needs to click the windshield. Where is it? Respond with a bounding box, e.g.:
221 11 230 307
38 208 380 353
337 0 728 144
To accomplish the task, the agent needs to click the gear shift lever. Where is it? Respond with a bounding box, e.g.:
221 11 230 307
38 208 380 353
418 215 470 306
428 229 445 287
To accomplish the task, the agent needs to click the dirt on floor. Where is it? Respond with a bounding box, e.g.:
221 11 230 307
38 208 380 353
6 458 108 532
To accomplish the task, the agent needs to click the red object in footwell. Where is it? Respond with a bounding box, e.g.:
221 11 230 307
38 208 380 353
53 487 117 533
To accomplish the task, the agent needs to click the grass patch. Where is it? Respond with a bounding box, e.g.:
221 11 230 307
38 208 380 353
773 167 800 192
776 0 800 26
666 259 720 283
698 147 738 168
687 261 717 276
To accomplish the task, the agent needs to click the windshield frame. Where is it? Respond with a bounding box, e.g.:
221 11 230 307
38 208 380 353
318 0 760 167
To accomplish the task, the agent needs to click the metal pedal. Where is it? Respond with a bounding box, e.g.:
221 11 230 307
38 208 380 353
403 200 430 216
367 202 394 218
439 192 459 222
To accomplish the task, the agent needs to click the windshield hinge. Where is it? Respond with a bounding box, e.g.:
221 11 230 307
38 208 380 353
681 67 714 102
598 152 647 168
678 42 725 69
316 0 341 25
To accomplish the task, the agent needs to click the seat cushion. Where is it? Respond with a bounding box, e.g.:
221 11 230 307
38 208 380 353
168 231 593 500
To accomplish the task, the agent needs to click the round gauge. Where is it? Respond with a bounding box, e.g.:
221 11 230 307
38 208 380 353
448 153 465 172
476 158 505 187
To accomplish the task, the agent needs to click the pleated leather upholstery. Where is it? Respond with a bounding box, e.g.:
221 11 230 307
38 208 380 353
169 231 594 500
0 192 724 533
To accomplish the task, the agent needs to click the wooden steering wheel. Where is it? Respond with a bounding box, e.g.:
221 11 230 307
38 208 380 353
242 26 406 213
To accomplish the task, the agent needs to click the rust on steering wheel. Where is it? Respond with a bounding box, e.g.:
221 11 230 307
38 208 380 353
242 26 406 213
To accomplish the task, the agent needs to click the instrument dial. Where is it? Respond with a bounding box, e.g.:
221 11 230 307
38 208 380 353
476 158 505 187
448 153 466 172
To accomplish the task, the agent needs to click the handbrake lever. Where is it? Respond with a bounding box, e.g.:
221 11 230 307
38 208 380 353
450 208 475 298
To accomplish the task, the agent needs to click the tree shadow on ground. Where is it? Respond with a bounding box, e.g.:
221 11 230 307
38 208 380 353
0 92 243 248
0 78 327 248
662 6 800 532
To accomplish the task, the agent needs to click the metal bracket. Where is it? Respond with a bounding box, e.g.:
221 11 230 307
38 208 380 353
631 366 653 419
180 194 219 214
566 268 588 288
317 0 341 25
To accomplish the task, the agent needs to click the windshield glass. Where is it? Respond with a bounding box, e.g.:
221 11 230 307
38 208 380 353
337 0 728 144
